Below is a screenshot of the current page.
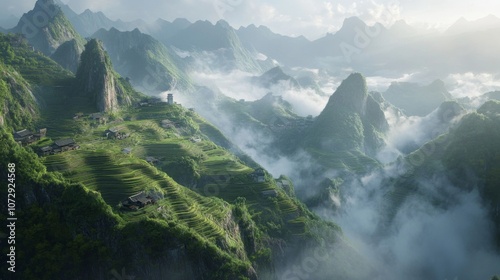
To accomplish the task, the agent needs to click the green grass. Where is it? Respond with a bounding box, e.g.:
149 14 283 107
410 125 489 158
43 148 246 253
37 98 315 244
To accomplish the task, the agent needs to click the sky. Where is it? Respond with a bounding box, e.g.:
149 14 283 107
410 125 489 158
1 0 499 39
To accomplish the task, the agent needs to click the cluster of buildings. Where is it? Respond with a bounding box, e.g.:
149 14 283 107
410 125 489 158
38 138 80 156
13 128 79 156
13 128 46 145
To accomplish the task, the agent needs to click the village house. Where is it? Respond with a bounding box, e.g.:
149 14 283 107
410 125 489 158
53 138 79 153
146 156 159 165
104 127 129 140
73 112 84 120
39 146 54 156
38 138 79 156
261 189 278 198
13 129 35 144
121 192 155 210
250 168 266 183
13 128 47 145
190 137 202 143
89 113 107 124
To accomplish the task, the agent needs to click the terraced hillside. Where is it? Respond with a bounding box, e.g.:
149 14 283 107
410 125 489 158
43 148 246 253
43 102 315 237
34 100 334 279
0 29 342 279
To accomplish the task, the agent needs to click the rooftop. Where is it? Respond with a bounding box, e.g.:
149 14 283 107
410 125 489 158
128 192 151 204
14 129 33 138
106 127 122 133
54 138 75 147
40 146 53 152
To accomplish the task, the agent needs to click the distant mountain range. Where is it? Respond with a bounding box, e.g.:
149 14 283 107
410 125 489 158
4 1 500 78
10 0 85 57
445 14 500 35
3 2 500 276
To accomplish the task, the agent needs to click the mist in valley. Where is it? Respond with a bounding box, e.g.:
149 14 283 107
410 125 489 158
3 0 500 278
170 52 500 278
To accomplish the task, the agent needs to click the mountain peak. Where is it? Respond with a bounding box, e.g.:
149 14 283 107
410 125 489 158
341 16 367 30
76 38 142 111
254 66 300 88
172 18 191 26
14 0 84 56
216 19 231 29
390 19 412 30
429 79 446 88
324 73 367 113
32 0 59 16
305 72 387 154
35 0 56 7
446 14 500 35
76 39 120 112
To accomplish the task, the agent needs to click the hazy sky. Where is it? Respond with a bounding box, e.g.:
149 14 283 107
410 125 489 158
1 0 499 39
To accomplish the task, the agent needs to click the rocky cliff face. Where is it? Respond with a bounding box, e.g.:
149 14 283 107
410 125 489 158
12 0 85 56
76 39 133 112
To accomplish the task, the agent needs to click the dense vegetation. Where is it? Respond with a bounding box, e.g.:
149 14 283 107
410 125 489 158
0 34 73 86
0 29 340 278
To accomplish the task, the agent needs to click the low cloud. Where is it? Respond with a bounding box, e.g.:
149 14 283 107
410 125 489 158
445 72 500 99
377 103 465 164
319 168 500 280
191 68 330 117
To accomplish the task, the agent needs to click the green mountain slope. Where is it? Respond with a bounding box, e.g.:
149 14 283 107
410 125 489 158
0 31 361 278
386 100 500 243
13 96 347 278
0 33 72 86
0 127 260 279
0 63 38 129
304 73 388 169
50 38 83 73
0 33 75 130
